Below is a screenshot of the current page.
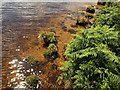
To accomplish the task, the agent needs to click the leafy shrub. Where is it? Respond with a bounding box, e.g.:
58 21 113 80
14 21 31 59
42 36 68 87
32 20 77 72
58 2 120 89
44 44 58 60
95 2 120 55
86 5 95 13
106 2 119 7
26 56 38 65
94 5 120 30
26 75 39 88
95 4 120 55
40 32 57 47
58 25 120 89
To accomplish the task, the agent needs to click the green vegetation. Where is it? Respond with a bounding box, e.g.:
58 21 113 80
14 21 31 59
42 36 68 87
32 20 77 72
59 26 120 89
40 32 57 46
40 32 58 60
59 2 120 89
94 4 120 30
26 75 39 88
76 17 89 26
44 44 58 60
76 5 95 26
86 5 95 13
26 56 38 65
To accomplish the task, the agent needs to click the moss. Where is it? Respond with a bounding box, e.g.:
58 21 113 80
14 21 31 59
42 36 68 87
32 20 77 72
48 44 58 52
26 56 38 65
26 75 39 88
40 32 57 47
76 17 89 26
44 44 58 60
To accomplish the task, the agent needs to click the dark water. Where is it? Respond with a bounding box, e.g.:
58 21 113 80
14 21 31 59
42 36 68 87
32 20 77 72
1 2 95 88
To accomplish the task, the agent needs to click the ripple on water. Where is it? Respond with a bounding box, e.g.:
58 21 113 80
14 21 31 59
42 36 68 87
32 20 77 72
8 58 41 89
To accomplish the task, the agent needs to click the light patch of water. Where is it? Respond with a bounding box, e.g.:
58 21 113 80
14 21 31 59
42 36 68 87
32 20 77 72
8 58 41 89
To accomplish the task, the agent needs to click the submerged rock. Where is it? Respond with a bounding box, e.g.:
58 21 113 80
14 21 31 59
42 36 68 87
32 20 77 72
68 29 76 34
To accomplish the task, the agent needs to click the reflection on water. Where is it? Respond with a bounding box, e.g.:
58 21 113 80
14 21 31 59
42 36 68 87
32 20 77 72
8 58 41 89
2 2 95 88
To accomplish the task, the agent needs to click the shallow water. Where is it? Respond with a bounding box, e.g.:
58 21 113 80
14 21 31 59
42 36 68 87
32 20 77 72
2 2 95 88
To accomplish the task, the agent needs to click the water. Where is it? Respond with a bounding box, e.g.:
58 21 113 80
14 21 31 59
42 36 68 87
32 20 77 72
2 2 95 88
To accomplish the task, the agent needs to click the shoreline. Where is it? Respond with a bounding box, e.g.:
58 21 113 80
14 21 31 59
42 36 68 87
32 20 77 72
2 2 96 89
